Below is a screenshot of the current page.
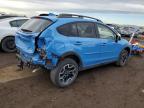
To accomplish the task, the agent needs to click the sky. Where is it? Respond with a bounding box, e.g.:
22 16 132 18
0 0 144 26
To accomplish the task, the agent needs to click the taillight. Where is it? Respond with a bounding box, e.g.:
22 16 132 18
36 37 46 59
40 49 46 59
37 48 46 59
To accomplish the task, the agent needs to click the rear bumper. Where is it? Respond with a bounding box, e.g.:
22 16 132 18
16 52 55 69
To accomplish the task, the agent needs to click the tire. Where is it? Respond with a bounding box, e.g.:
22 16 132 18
50 58 79 88
116 49 129 67
1 36 16 53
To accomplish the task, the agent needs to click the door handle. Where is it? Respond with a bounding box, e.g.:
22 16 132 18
101 43 107 46
74 41 82 45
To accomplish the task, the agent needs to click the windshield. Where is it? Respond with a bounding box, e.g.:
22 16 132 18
20 17 52 33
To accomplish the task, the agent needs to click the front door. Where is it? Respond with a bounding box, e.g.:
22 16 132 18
96 23 118 62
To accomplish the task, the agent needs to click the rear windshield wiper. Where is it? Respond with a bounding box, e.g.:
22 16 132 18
21 29 32 32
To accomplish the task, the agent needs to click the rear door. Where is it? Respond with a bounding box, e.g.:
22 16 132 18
57 21 102 67
76 22 102 66
96 23 119 62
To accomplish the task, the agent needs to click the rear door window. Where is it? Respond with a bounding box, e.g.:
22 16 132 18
20 18 52 33
77 22 96 38
57 23 78 37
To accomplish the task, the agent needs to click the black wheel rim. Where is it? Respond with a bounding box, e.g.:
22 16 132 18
6 39 15 50
59 64 77 85
121 51 128 65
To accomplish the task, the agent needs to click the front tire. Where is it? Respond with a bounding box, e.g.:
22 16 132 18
116 49 129 67
1 36 16 53
50 58 79 88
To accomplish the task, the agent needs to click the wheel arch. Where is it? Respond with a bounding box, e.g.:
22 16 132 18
0 35 16 52
123 47 131 55
58 51 83 69
0 35 15 43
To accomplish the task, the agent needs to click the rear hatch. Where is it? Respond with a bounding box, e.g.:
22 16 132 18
15 17 53 54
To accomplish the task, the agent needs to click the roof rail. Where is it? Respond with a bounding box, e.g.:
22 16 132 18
58 13 103 23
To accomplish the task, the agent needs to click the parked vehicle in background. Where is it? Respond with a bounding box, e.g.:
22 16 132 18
129 33 144 55
139 27 144 35
141 32 144 35
0 17 28 52
0 13 26 20
16 14 131 87
119 26 140 37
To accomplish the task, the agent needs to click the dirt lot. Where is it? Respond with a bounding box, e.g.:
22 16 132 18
0 52 144 108
0 52 17 68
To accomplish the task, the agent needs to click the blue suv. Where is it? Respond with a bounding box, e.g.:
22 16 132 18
15 14 131 87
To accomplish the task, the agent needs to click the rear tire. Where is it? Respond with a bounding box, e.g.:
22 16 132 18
116 49 129 67
1 36 16 53
50 58 78 88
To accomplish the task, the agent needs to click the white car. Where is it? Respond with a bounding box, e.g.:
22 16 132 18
0 17 29 52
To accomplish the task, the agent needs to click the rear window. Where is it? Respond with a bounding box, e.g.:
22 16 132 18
20 18 52 33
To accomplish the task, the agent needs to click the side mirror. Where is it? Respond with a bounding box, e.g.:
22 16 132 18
116 34 121 42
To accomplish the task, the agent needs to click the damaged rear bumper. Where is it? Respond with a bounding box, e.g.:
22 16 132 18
16 52 56 70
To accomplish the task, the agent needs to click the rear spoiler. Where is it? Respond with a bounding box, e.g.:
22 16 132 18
39 13 57 17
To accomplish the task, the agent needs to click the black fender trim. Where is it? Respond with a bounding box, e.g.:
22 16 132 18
60 51 83 68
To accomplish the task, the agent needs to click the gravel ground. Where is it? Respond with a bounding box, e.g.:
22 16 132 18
0 52 144 108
